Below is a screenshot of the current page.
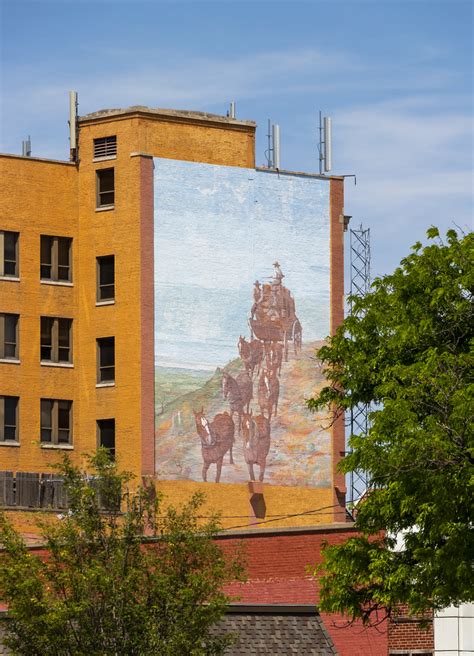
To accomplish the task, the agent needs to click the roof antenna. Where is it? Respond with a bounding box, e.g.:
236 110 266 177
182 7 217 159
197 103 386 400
264 119 281 170
69 91 78 162
22 135 31 157
273 124 280 170
318 110 332 174
226 101 236 119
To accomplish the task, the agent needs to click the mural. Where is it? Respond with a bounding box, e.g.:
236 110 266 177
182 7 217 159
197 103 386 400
154 159 332 487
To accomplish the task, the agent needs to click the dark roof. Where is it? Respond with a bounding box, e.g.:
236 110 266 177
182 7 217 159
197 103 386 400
212 605 338 655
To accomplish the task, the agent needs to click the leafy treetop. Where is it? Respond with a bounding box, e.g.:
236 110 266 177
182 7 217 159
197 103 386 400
0 450 244 655
307 228 473 624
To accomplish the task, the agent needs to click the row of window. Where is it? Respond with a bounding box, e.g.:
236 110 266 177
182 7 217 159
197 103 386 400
0 395 115 454
0 231 115 301
0 315 114 382
1 138 118 452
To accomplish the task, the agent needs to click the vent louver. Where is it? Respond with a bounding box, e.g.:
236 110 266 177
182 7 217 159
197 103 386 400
94 136 117 159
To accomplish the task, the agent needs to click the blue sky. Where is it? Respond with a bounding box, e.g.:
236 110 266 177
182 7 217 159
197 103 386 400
154 158 330 369
1 0 472 277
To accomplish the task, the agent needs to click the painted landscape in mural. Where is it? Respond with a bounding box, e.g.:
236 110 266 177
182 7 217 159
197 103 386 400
154 159 332 487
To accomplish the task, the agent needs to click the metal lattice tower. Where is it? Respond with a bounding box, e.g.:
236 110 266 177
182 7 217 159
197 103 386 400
347 225 371 513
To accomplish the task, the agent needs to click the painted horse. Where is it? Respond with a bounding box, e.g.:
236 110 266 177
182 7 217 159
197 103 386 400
258 369 280 421
193 408 235 483
238 336 263 379
241 411 271 482
222 371 249 436
264 341 283 376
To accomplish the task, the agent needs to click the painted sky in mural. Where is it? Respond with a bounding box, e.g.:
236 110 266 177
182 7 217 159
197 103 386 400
154 158 332 487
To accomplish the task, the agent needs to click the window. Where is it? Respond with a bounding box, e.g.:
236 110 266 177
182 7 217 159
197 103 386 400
0 313 19 360
0 231 19 277
40 399 72 445
96 168 115 208
97 255 115 301
0 396 19 442
93 136 117 159
97 419 115 459
40 235 72 282
97 337 115 383
41 317 72 364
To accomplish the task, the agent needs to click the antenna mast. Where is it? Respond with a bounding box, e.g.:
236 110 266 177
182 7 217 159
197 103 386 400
265 119 281 169
318 110 332 174
69 91 78 162
227 101 236 119
22 135 31 157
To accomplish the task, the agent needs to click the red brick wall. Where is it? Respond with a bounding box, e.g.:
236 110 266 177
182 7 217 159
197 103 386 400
218 527 388 656
3 529 394 655
388 605 434 653
139 154 155 477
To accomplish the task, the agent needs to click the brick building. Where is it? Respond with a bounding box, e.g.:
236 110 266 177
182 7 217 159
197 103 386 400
0 101 346 526
0 100 437 654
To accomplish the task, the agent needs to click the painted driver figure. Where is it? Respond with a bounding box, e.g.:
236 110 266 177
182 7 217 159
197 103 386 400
273 261 284 285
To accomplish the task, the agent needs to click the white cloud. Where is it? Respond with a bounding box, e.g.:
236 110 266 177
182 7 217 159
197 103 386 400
1 41 471 279
335 98 473 276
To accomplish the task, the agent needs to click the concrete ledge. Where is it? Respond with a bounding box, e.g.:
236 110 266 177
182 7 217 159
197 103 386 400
79 106 256 130
0 153 74 166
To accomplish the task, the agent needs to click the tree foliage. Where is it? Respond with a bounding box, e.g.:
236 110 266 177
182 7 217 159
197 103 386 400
307 228 473 623
0 451 243 655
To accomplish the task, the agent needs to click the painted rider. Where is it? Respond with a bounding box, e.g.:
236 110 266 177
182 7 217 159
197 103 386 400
272 261 284 285
269 261 284 316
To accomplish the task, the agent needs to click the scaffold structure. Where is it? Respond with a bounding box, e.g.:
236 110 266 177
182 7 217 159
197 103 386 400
347 225 371 514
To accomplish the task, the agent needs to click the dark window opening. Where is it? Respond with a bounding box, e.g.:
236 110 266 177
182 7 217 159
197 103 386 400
41 317 72 363
40 399 53 443
97 337 115 383
1 231 19 277
94 136 117 159
41 399 72 445
0 396 19 442
0 313 19 359
40 235 72 282
58 400 71 444
97 255 115 301
96 168 115 208
98 419 115 459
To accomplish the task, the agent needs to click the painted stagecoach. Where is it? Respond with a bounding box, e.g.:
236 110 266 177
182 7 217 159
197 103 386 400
249 262 302 360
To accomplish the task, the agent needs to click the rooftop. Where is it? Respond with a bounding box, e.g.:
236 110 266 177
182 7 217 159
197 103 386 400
79 105 256 128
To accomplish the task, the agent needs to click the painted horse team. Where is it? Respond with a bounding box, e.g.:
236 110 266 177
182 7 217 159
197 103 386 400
194 338 283 484
194 265 300 484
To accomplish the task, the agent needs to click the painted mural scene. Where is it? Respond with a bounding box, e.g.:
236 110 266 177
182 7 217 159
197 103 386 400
154 159 332 488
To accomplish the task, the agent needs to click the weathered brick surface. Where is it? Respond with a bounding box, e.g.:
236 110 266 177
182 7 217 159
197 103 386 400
218 527 389 656
388 604 434 652
0 156 78 474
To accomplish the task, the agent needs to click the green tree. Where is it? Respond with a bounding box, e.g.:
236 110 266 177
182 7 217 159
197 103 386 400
0 451 243 655
307 228 473 623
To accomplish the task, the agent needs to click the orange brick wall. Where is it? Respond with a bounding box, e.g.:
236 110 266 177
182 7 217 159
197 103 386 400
0 112 256 480
1 111 347 530
136 115 255 168
75 120 145 480
0 155 78 473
